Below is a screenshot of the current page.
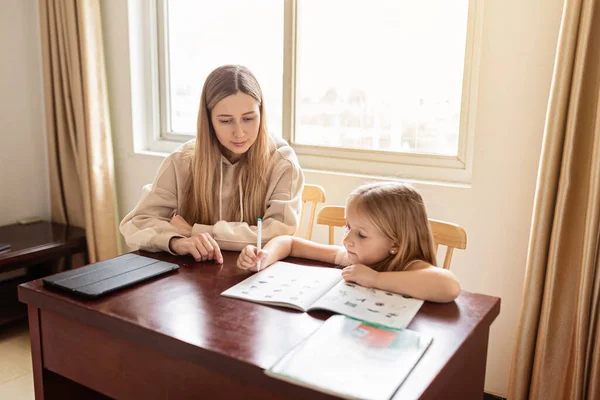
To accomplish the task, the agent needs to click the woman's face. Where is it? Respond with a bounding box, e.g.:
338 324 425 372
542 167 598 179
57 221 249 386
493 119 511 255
210 92 261 163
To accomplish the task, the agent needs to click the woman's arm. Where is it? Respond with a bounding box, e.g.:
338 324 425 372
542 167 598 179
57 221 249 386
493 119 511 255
120 157 183 254
120 148 222 262
342 262 461 303
237 236 342 271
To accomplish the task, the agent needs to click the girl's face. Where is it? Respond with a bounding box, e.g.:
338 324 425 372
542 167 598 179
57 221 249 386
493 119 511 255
343 204 397 266
211 92 261 163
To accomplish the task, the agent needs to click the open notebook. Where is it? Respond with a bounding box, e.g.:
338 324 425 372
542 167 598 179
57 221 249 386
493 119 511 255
266 315 433 400
221 261 424 329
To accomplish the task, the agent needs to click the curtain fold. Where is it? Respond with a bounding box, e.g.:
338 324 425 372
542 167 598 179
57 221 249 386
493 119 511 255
508 0 600 399
39 0 120 263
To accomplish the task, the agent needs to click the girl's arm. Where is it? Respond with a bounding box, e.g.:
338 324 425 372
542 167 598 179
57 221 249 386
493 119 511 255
342 262 461 303
237 236 342 271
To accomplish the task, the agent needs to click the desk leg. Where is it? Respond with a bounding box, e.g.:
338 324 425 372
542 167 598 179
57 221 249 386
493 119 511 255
27 305 45 400
457 327 489 398
418 322 491 400
27 306 109 400
440 326 490 399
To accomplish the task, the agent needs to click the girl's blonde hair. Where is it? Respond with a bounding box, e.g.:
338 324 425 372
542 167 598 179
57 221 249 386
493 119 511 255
181 65 273 225
346 182 437 272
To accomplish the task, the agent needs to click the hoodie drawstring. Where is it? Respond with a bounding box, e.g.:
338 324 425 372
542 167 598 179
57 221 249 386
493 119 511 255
238 174 244 223
219 161 223 221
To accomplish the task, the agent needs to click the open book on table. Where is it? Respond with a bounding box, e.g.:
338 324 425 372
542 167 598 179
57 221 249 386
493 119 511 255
265 315 433 400
221 261 424 329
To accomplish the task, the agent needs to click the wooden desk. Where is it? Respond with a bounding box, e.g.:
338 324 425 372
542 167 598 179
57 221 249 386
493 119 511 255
19 251 500 400
0 221 87 325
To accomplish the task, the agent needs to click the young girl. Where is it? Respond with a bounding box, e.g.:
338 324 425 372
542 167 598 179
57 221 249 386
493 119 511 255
121 65 304 263
237 182 460 303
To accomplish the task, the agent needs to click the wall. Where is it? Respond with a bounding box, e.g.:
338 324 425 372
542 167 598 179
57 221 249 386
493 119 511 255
0 0 49 226
101 0 565 396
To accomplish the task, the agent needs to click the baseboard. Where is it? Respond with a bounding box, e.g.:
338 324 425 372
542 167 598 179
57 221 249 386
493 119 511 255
484 393 506 400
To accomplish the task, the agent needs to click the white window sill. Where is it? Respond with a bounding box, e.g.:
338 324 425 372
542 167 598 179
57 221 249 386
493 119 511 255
136 138 472 188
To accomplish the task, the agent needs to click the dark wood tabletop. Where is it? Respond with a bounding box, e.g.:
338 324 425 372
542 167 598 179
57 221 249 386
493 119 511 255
19 250 500 400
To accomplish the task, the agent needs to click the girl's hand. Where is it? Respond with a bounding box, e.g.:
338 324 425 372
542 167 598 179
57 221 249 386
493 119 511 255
237 245 268 271
170 215 193 237
169 234 223 263
342 264 379 288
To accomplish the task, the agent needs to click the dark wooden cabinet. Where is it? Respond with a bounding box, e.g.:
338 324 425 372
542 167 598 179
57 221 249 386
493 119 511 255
0 221 87 325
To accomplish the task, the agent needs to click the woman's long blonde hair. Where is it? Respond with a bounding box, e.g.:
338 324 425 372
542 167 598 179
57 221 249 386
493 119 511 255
180 65 273 225
346 182 437 272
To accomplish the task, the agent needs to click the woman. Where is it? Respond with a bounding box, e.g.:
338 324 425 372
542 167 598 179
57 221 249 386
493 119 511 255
120 65 304 263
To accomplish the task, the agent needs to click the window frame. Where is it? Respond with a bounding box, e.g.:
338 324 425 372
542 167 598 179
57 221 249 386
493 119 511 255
143 0 484 184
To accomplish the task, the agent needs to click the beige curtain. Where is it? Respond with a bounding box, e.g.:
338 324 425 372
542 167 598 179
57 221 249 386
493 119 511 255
508 0 600 399
39 0 120 263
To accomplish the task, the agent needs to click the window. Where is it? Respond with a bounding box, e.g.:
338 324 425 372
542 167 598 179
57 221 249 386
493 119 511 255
148 0 483 183
158 0 284 140
295 0 467 156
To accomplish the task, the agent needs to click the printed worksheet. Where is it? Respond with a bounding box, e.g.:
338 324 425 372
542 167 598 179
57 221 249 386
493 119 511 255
221 261 341 311
309 281 424 329
221 261 424 329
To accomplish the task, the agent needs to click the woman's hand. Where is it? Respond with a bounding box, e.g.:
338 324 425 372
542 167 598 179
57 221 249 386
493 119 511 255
169 234 223 263
342 264 379 288
237 245 268 271
170 215 193 237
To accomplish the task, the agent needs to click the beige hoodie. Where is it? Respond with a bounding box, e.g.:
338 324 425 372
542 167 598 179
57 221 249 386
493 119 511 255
120 137 304 253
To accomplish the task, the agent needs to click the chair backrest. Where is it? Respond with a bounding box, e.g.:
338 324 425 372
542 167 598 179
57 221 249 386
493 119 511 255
428 219 467 270
313 205 467 270
296 184 326 240
316 205 346 245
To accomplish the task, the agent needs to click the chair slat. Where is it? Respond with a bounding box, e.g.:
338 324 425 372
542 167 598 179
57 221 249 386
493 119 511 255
297 185 326 240
316 206 346 245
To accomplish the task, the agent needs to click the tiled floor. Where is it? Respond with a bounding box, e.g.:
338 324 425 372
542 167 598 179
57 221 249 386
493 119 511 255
0 320 34 399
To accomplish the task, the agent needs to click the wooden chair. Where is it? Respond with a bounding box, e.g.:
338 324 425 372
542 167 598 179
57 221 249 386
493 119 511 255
428 219 467 270
316 205 346 245
296 184 326 240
